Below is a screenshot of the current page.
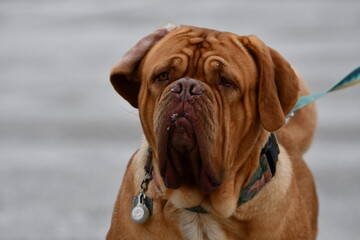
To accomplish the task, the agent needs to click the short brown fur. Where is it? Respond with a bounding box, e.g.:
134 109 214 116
108 26 318 240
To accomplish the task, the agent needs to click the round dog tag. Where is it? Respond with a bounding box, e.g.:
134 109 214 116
131 194 150 224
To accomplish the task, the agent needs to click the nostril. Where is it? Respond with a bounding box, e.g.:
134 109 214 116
170 84 182 94
190 83 203 95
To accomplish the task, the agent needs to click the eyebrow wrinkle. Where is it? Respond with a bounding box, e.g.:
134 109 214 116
189 37 205 45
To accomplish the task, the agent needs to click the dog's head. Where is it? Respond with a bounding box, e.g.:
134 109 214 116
111 25 299 212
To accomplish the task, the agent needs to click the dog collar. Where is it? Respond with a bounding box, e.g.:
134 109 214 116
144 133 279 214
238 133 279 206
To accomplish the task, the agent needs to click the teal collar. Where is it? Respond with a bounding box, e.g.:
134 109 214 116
145 133 279 214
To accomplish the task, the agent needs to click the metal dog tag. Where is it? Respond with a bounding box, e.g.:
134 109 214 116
131 193 153 224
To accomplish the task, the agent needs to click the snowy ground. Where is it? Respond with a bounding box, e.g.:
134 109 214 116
1 0 359 239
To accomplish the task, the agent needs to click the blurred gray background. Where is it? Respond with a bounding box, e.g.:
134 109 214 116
1 0 359 239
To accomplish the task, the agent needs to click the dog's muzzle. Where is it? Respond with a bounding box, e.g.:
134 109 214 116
157 78 221 193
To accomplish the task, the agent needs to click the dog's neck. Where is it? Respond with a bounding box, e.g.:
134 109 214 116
144 133 280 213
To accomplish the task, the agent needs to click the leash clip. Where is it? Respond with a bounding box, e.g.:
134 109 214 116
286 112 295 124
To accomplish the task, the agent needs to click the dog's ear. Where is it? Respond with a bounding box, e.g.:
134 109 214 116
110 27 175 108
241 35 300 132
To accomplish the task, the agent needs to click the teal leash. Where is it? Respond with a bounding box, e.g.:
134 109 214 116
289 66 360 114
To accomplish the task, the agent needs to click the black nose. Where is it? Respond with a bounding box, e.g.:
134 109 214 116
170 78 204 102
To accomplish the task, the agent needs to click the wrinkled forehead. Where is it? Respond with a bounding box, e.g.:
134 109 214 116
149 26 239 56
142 26 253 75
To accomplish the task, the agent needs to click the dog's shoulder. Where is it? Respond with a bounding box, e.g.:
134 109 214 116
236 145 293 216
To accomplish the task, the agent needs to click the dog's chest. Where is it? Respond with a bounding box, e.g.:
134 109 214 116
179 211 227 240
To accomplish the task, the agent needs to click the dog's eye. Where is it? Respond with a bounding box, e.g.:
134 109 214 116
156 72 169 82
219 77 235 88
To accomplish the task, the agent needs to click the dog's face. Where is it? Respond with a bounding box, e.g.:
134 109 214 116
139 27 261 194
111 26 299 210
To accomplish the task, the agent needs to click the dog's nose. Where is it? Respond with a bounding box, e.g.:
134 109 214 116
170 78 204 101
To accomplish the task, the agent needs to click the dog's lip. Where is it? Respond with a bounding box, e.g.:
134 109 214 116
169 115 196 151
158 113 221 193
160 114 195 188
163 156 181 189
199 165 221 193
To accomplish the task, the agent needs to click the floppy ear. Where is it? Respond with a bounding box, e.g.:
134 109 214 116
110 27 174 108
242 35 300 132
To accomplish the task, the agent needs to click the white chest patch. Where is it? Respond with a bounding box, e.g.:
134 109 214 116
179 210 227 240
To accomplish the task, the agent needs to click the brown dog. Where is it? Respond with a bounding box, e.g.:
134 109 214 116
107 25 318 240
